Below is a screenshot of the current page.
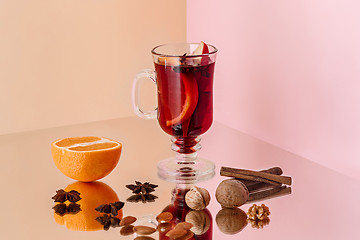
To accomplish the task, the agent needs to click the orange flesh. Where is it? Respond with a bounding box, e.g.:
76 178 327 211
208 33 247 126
69 142 119 151
56 137 102 147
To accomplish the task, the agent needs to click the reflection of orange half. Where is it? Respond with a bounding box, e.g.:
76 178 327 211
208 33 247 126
166 75 199 126
54 181 122 231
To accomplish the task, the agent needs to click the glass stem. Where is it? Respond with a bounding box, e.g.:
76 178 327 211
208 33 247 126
171 136 201 162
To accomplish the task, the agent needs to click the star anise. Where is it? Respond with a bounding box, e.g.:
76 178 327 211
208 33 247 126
96 214 120 230
126 181 158 194
95 201 124 216
53 203 81 216
52 189 81 203
126 193 158 203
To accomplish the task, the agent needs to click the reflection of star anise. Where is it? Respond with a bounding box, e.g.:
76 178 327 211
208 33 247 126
52 189 81 203
53 203 81 216
126 193 158 203
96 214 120 230
126 181 158 194
95 201 124 216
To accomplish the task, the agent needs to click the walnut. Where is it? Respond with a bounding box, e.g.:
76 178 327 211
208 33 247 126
246 204 270 229
185 210 211 235
185 186 210 211
215 179 249 208
215 208 247 235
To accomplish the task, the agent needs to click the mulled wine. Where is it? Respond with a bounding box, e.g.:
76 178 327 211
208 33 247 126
155 62 215 138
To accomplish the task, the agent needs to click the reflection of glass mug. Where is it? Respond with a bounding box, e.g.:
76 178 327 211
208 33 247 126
132 43 217 182
158 185 213 239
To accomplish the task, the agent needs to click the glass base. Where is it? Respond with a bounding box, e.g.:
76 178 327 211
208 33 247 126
157 156 215 183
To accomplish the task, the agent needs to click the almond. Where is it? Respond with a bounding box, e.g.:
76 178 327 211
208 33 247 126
165 228 187 239
134 237 155 240
175 222 193 231
120 216 137 226
157 222 172 232
120 225 134 236
133 226 156 235
156 212 173 223
176 231 194 240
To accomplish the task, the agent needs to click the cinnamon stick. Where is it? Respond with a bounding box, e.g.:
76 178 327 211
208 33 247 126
220 167 292 185
240 167 283 190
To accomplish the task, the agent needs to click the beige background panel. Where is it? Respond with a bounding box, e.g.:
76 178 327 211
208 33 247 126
0 0 186 135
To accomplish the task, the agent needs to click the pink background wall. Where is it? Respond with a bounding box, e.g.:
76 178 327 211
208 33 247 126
187 0 360 180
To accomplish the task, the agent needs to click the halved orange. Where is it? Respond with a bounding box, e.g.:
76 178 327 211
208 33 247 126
51 136 122 182
54 181 122 231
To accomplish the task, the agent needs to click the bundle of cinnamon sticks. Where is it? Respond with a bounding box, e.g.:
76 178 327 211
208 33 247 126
220 166 292 202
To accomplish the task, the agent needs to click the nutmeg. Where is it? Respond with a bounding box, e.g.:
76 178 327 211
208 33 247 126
215 179 249 208
215 207 247 234
185 210 211 235
185 186 210 211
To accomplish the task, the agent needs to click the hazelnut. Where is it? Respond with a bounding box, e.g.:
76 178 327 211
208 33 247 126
185 210 211 235
215 179 249 208
185 186 210 211
215 208 247 234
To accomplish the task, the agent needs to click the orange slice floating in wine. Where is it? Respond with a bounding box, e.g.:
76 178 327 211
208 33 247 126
165 41 210 126
166 74 199 126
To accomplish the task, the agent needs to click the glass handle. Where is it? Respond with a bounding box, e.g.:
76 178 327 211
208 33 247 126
132 69 157 119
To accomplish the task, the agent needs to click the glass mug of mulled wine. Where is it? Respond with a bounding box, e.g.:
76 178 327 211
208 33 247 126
132 42 217 182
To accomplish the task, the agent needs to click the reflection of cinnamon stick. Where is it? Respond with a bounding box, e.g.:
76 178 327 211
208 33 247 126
248 186 292 202
220 167 292 185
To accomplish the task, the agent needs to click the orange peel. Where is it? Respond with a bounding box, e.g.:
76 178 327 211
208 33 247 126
53 181 122 231
166 75 199 126
51 136 122 182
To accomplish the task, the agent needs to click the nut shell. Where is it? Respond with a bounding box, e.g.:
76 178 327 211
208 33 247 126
215 179 249 208
185 210 211 235
185 186 210 210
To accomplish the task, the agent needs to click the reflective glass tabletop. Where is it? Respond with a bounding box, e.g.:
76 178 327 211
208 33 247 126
1 117 359 239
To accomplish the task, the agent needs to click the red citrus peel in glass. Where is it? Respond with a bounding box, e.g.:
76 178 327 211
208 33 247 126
166 74 199 126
